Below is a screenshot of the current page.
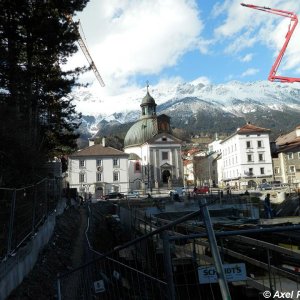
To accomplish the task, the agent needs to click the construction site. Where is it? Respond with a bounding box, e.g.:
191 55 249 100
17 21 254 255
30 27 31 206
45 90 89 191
58 191 300 300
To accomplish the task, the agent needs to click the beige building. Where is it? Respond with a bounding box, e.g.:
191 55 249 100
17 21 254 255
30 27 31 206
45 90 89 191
273 125 300 188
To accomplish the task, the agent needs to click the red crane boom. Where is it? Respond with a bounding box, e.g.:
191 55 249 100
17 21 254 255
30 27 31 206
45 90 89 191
241 3 299 83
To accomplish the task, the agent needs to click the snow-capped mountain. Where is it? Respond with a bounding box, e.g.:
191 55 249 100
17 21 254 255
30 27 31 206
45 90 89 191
74 80 300 136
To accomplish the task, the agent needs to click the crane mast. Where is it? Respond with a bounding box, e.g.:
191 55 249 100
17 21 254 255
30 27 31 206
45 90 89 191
241 3 299 83
66 16 105 87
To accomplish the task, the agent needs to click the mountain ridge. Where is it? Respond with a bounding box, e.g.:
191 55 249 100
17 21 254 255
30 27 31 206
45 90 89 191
75 80 300 140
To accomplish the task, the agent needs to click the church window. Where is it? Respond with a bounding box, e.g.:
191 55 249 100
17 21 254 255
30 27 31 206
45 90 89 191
162 137 167 141
135 161 141 172
113 171 119 181
96 173 102 182
113 158 119 167
79 173 85 183
162 152 168 160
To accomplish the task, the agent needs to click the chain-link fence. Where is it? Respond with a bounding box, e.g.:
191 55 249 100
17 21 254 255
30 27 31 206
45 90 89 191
0 178 62 260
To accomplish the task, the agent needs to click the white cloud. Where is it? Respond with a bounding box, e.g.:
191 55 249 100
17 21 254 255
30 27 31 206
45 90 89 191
241 68 259 77
67 0 204 96
191 76 211 85
240 53 253 62
214 0 300 75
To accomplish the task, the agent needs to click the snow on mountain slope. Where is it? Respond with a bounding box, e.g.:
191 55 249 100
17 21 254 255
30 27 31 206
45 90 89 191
73 79 300 133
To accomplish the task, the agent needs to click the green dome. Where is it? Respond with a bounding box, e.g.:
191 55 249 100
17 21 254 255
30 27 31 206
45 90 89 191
124 117 158 148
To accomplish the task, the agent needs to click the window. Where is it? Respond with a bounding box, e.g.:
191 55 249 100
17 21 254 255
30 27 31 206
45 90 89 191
113 171 119 181
162 152 168 160
162 137 167 141
287 153 293 160
298 152 300 159
257 140 263 148
258 153 264 161
113 158 119 167
96 173 102 182
135 161 141 172
249 168 253 175
246 141 251 148
289 165 295 173
79 173 85 182
260 167 265 175
96 159 102 166
79 160 85 167
247 154 253 162
274 167 280 174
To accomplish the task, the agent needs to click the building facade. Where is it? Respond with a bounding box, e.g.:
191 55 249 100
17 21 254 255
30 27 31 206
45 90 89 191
124 88 183 191
68 139 129 197
220 123 273 189
273 125 300 187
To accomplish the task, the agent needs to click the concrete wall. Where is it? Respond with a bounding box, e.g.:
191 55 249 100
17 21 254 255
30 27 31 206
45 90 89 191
0 198 66 300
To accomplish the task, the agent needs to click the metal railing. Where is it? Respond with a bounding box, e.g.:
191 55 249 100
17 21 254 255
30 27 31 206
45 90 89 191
0 178 62 260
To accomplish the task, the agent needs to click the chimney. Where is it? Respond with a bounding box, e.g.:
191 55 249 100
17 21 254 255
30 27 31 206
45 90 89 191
102 137 106 147
89 139 95 146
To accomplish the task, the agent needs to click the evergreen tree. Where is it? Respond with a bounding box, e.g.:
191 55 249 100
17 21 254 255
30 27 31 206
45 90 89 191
0 0 89 187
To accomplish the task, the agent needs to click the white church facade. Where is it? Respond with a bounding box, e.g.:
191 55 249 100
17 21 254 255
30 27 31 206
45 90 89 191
124 88 183 191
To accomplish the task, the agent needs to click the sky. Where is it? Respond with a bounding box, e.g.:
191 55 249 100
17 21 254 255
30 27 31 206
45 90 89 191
66 0 300 108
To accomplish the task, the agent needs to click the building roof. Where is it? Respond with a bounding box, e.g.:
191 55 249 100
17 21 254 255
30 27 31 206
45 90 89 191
124 89 174 147
276 125 300 152
141 91 156 106
236 123 271 134
221 123 270 143
70 144 129 158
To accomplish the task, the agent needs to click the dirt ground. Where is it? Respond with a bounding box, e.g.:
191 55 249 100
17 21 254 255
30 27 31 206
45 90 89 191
7 201 118 300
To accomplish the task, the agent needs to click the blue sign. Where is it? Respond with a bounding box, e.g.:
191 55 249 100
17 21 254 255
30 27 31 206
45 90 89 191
198 263 247 284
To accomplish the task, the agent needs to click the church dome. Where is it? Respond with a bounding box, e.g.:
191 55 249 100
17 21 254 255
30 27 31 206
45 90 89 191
141 91 156 106
124 117 158 148
124 86 171 148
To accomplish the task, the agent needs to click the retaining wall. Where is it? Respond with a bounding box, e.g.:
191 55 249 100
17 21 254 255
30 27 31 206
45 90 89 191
0 198 66 300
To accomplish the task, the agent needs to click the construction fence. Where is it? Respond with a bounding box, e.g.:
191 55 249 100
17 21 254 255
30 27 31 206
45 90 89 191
0 178 62 260
57 196 300 300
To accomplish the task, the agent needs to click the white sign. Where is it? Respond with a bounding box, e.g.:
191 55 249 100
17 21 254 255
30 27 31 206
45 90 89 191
94 280 105 293
198 263 247 284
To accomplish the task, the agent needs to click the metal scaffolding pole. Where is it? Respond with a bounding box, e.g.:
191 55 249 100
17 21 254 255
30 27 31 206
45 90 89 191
200 198 232 300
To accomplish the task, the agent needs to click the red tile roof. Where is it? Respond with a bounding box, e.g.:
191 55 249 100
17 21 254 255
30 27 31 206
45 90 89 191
236 123 270 134
221 123 270 144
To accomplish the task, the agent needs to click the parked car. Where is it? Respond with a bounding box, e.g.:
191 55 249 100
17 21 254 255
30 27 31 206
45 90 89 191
195 186 210 194
169 187 186 197
104 192 125 200
258 183 272 190
126 191 140 198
